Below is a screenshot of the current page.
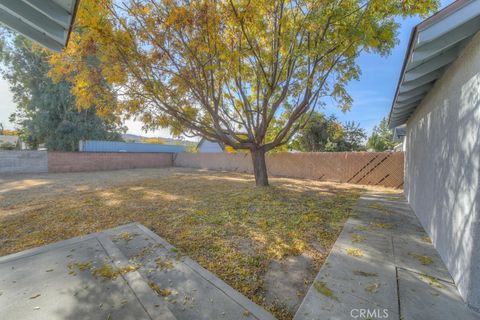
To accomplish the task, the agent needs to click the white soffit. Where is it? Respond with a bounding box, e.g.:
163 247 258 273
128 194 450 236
0 0 80 52
389 0 480 128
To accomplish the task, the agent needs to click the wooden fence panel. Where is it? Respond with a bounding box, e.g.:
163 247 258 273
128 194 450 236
174 152 404 188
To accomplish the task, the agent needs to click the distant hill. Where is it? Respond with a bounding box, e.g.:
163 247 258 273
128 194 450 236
121 134 196 147
122 133 153 142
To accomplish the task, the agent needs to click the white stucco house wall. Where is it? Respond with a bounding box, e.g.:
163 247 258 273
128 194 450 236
389 0 480 311
197 138 225 153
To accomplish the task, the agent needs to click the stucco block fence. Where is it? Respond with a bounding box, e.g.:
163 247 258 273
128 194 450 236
174 152 404 188
1 151 404 188
0 151 48 174
0 151 173 174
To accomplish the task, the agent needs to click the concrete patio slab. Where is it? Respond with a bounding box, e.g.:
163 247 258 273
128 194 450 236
348 200 425 239
0 237 158 320
316 250 398 314
0 223 275 320
393 234 452 283
294 193 480 320
294 279 399 320
336 222 395 263
398 269 480 320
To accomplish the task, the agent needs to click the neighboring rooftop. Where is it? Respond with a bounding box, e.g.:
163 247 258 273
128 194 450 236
197 137 225 150
0 0 80 51
393 126 407 143
389 0 480 128
0 135 18 144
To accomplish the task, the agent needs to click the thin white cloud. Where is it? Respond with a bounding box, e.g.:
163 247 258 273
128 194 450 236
123 118 173 138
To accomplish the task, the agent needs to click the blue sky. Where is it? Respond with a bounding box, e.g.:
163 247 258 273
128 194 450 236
323 0 451 133
0 1 451 137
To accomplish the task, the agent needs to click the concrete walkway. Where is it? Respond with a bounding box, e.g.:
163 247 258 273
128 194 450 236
0 223 275 320
294 193 480 320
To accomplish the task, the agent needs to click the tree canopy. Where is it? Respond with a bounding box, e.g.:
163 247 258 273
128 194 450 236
291 112 366 152
367 117 395 151
0 35 125 151
340 121 368 151
50 0 437 185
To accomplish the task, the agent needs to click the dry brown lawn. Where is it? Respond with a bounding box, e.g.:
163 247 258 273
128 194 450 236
0 168 398 319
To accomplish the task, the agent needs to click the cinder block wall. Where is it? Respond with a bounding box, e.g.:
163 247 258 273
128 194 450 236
405 32 480 311
174 152 404 188
48 152 173 173
0 151 48 174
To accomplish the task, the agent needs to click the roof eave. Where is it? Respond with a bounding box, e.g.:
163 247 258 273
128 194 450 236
388 0 479 129
65 0 80 50
0 0 81 52
388 25 419 129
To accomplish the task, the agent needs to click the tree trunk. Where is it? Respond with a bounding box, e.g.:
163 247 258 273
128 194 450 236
251 148 269 187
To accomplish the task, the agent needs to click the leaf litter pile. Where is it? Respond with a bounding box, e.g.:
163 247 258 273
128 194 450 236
0 169 396 319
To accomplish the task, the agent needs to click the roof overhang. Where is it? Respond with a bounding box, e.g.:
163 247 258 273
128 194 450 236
389 0 480 128
392 125 406 143
197 137 226 150
0 0 80 52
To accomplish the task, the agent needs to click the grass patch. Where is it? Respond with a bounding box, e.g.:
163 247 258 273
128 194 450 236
314 281 339 301
0 169 377 320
